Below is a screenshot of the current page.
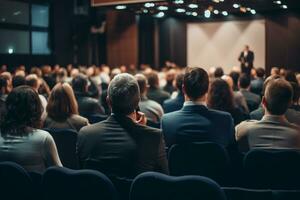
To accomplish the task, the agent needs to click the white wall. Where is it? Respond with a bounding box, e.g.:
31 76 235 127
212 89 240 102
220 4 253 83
187 19 266 73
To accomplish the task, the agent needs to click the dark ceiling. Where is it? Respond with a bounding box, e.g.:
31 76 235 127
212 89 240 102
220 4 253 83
94 0 300 19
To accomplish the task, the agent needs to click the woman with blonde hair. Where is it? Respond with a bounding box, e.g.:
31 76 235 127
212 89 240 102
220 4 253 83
44 82 89 131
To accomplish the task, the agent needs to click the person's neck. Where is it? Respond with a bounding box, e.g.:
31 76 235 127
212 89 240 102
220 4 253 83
185 95 206 104
264 110 286 119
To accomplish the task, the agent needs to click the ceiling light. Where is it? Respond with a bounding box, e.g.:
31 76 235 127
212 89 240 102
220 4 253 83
281 5 288 9
174 0 184 4
158 6 168 11
204 10 211 18
155 12 165 18
8 48 14 54
176 8 186 13
186 12 192 15
233 4 240 8
222 11 228 16
213 10 219 14
250 9 256 14
115 5 126 10
143 9 148 13
144 3 155 8
192 12 198 16
188 4 198 9
274 1 282 4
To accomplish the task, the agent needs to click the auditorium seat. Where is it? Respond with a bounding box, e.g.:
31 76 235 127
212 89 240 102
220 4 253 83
87 114 108 124
243 149 300 189
168 142 231 186
42 167 118 200
130 172 226 200
44 128 79 169
0 162 35 200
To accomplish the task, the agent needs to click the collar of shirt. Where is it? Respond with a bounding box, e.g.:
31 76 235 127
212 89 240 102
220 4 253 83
184 101 207 107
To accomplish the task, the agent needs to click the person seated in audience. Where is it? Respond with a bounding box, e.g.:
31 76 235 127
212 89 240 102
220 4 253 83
0 86 62 173
207 79 249 125
1 72 12 91
0 76 10 120
42 65 56 89
271 67 280 76
26 74 48 120
163 69 176 95
77 73 168 178
239 74 261 112
146 71 170 105
12 75 26 88
72 74 104 117
163 73 185 113
161 67 235 148
297 73 300 86
44 83 89 131
222 75 249 113
229 71 240 91
250 67 265 96
290 82 300 112
135 74 164 124
236 79 300 152
250 75 300 126
214 67 224 79
285 70 298 84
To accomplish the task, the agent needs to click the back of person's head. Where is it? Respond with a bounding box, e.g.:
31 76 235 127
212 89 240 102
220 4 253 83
47 83 78 121
229 71 240 89
30 67 42 78
256 67 265 78
285 70 297 83
165 69 176 83
221 75 234 90
57 68 68 82
0 76 8 94
175 73 184 92
214 67 224 78
271 67 280 76
290 82 300 104
207 79 234 112
12 75 26 88
0 86 43 136
147 71 159 89
108 73 140 115
262 75 281 95
26 74 39 89
239 74 251 89
135 74 148 95
264 79 293 115
183 67 209 100
71 74 88 93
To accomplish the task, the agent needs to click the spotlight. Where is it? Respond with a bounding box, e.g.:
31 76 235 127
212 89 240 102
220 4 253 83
188 4 198 9
176 8 186 13
213 10 219 14
155 12 165 18
8 48 14 54
174 0 184 4
204 10 211 18
144 3 155 8
273 1 282 4
233 4 240 8
222 11 228 16
115 5 126 10
158 6 168 11
281 5 288 9
192 12 198 16
250 9 256 14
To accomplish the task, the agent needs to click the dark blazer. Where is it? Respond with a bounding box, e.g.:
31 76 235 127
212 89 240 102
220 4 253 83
77 115 168 178
163 92 185 114
75 92 105 117
240 89 261 112
250 78 264 96
147 88 170 105
238 50 254 75
161 104 235 148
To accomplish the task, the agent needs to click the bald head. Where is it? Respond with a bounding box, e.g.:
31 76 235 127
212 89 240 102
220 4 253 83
108 73 140 115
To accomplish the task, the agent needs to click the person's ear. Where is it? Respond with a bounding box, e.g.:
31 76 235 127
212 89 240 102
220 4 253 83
106 96 112 111
262 96 267 109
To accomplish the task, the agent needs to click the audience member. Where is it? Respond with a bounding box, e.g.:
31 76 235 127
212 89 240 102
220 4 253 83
77 73 168 178
12 75 26 88
147 71 170 105
163 73 185 113
229 71 240 91
239 74 261 112
236 79 300 152
0 76 9 119
44 83 89 131
270 67 280 76
207 79 249 125
250 67 265 96
290 82 300 111
163 69 176 95
135 74 164 123
72 74 104 117
214 67 224 78
26 74 48 120
161 67 235 148
0 86 62 173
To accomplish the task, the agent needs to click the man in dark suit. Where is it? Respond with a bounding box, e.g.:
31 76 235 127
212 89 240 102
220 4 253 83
147 71 170 105
163 73 185 113
72 74 105 117
239 74 261 112
238 45 254 76
77 73 168 178
250 67 265 96
161 67 235 148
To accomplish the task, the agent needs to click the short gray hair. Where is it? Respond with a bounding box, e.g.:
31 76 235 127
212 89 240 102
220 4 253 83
108 73 140 115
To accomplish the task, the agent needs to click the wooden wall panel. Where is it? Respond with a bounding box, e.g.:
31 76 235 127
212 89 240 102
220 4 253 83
106 11 138 67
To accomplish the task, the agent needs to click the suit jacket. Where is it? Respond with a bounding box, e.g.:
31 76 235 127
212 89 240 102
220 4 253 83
250 78 264 96
240 89 261 112
161 104 235 148
44 114 89 132
163 92 185 114
250 106 300 126
75 92 105 117
139 96 164 123
147 88 170 105
239 50 254 68
77 115 168 178
236 115 300 152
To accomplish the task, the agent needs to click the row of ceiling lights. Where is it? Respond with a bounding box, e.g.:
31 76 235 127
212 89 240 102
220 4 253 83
115 0 288 18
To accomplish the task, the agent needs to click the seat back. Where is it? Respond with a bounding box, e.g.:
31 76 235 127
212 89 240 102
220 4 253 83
130 172 226 200
0 162 35 200
223 187 273 200
42 167 117 200
169 142 231 185
244 149 300 189
44 128 79 169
